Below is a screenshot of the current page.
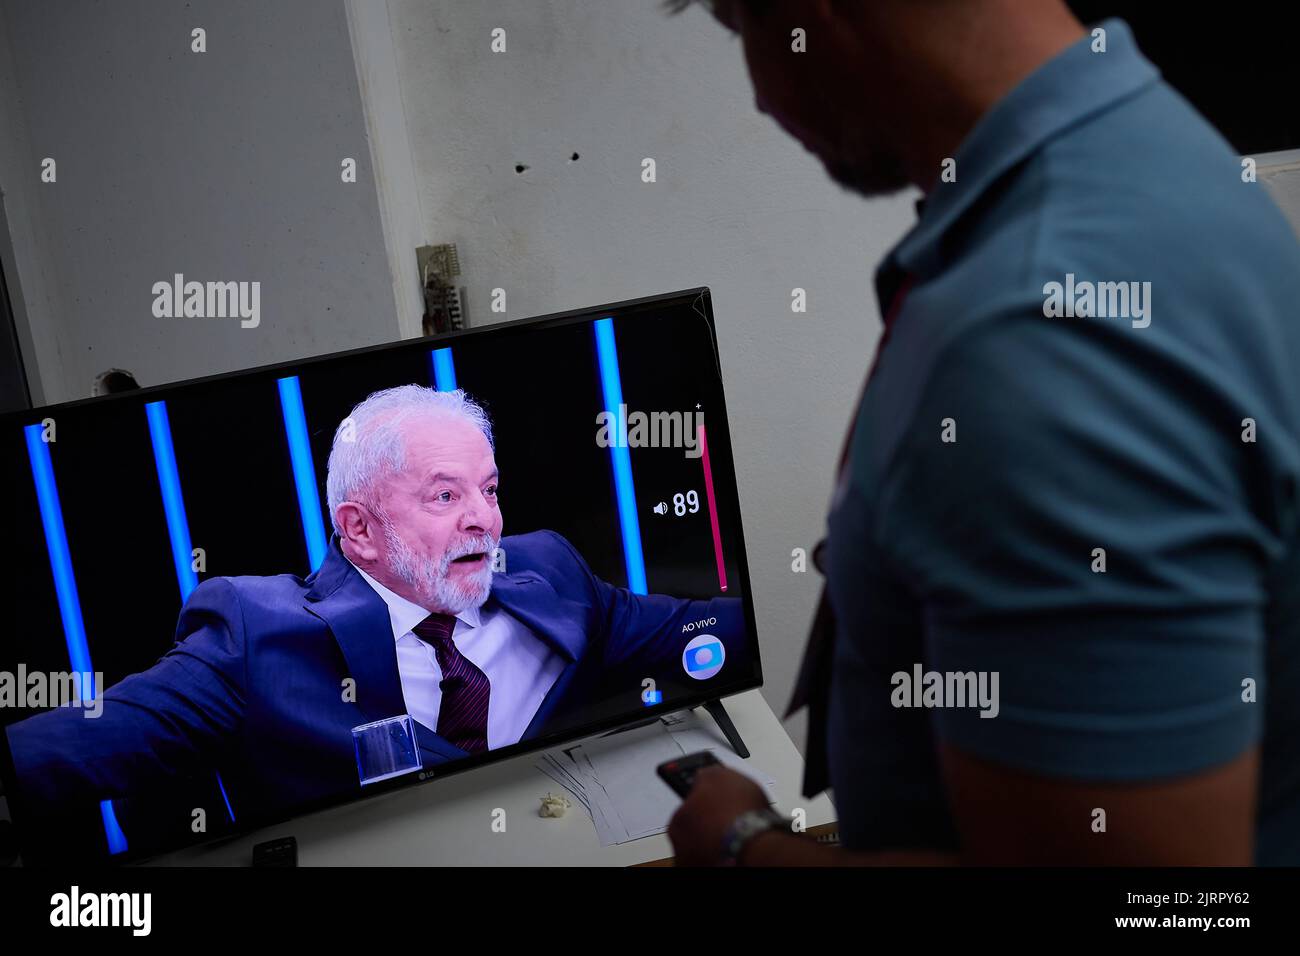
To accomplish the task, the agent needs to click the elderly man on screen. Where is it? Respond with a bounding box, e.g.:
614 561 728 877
8 385 744 820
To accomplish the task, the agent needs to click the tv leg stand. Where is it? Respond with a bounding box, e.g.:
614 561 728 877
699 698 750 759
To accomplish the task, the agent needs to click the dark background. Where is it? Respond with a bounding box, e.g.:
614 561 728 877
1068 2 1299 154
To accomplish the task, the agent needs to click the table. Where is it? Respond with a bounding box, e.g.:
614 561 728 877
147 689 838 866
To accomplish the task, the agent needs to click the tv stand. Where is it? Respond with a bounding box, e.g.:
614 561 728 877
699 698 749 759
600 699 750 758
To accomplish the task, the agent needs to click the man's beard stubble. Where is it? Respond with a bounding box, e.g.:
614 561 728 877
383 523 497 615
825 152 911 198
817 114 912 198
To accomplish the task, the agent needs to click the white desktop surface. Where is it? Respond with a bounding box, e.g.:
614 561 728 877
146 690 836 866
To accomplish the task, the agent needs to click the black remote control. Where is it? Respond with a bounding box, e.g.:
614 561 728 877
657 751 721 798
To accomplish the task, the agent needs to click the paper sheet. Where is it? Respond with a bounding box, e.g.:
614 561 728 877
534 710 777 846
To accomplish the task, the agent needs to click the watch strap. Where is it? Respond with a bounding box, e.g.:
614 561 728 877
721 807 791 865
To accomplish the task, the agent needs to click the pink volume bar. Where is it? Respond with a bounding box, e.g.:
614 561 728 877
697 422 728 592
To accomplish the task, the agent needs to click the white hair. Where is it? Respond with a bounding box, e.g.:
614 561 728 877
325 384 494 535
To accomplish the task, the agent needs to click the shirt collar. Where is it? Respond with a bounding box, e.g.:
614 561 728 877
349 560 482 640
885 18 1159 284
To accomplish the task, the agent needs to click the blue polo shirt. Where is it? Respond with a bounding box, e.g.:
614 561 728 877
825 19 1300 865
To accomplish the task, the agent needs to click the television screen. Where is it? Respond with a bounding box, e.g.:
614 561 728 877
0 288 761 864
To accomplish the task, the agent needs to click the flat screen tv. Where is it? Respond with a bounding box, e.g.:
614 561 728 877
0 287 761 864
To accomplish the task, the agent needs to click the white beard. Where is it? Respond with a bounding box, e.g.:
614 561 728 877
384 524 496 614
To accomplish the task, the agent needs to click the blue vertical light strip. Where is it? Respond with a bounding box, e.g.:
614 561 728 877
23 424 128 855
215 775 235 822
23 426 91 676
97 801 127 854
593 318 648 595
431 347 457 392
143 402 236 823
145 401 199 599
277 376 328 571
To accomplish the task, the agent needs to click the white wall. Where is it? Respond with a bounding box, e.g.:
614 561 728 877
1261 151 1300 235
383 0 917 749
0 0 398 404
0 1 72 406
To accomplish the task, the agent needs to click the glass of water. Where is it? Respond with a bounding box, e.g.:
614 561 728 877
352 714 422 786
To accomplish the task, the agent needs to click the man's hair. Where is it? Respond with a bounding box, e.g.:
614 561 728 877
325 384 495 535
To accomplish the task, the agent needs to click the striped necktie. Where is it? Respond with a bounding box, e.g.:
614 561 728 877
412 613 491 754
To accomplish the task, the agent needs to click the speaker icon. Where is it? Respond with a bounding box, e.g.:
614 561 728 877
653 501 668 515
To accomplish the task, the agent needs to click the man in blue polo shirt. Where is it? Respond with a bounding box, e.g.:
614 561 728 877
664 0 1300 865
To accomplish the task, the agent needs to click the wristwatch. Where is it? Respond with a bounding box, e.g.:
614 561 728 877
720 807 793 865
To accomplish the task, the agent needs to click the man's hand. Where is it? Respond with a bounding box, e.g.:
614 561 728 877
666 764 769 866
666 764 959 866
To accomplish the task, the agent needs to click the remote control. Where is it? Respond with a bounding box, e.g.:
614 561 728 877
657 751 721 798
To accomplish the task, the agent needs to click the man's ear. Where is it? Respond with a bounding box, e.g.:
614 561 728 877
335 502 383 563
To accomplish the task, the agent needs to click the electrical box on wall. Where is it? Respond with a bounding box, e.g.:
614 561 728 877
417 243 465 335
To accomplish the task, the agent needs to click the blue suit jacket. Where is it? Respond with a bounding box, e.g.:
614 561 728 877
7 530 744 826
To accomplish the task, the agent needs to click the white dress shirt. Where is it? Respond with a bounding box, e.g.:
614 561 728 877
350 563 566 750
